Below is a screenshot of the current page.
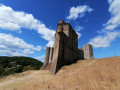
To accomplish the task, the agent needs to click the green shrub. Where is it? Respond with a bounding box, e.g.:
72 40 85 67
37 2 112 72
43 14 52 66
0 56 43 77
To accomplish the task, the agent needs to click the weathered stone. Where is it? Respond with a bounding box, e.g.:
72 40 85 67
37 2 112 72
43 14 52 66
78 48 84 60
42 20 94 74
49 48 54 63
83 44 94 60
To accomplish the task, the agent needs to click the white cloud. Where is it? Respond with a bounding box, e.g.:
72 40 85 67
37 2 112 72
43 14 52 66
89 32 120 48
34 55 45 62
0 33 42 56
88 0 120 48
46 41 54 47
75 26 84 31
105 0 120 30
74 26 84 39
0 4 55 46
76 32 81 39
67 5 94 20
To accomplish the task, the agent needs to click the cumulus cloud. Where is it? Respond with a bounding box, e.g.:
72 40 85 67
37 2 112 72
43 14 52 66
0 33 42 56
67 5 94 20
76 32 82 39
34 55 45 62
75 26 84 32
89 32 120 48
105 0 120 30
74 26 84 39
88 0 120 48
0 4 55 46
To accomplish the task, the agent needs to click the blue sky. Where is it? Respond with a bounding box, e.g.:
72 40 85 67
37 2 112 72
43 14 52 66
0 0 120 61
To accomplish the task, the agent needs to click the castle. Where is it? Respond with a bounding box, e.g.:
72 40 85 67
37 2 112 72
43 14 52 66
41 20 94 74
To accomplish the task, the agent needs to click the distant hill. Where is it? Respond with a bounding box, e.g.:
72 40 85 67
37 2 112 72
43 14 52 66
0 56 43 77
0 56 120 90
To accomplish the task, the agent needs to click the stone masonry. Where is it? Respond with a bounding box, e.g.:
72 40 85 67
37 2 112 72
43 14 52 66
83 44 94 60
41 20 94 74
41 47 54 69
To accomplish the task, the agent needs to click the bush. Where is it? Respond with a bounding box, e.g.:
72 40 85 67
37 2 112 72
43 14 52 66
23 65 34 72
14 66 23 73
0 56 43 77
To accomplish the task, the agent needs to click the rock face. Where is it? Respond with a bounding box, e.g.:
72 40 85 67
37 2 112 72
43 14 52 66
41 20 94 74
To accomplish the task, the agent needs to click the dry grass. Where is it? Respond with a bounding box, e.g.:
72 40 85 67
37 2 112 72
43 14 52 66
0 56 120 90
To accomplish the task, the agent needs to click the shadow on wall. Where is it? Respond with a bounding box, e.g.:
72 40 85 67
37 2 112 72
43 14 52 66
41 20 94 74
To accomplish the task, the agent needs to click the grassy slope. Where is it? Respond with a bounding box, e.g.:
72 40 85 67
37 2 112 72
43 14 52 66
0 56 120 90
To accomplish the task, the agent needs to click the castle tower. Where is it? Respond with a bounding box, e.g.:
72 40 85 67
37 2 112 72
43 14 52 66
42 20 94 74
83 44 94 60
41 47 54 69
41 47 50 69
44 47 50 65
50 20 78 74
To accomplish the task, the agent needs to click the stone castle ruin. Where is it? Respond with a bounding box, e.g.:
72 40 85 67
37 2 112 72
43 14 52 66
41 20 94 74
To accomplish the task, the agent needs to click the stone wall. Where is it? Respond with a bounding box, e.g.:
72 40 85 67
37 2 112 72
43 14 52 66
50 20 78 74
78 48 84 60
83 44 94 60
49 48 54 63
41 47 53 70
42 20 94 74
50 32 63 74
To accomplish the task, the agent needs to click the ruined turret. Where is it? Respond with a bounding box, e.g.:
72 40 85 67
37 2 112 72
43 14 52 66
41 47 53 70
83 44 94 60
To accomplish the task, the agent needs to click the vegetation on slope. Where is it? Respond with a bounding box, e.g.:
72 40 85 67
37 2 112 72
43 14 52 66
0 56 43 77
0 56 120 90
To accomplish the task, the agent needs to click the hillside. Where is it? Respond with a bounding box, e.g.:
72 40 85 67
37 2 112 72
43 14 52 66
0 56 43 77
0 56 120 90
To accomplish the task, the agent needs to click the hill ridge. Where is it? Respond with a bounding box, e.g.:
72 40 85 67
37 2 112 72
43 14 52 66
0 56 120 90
